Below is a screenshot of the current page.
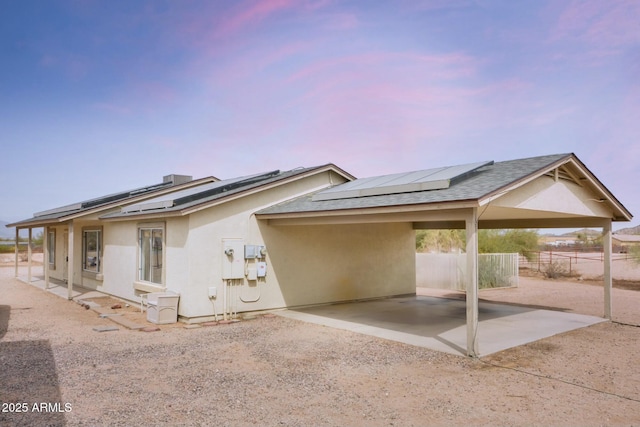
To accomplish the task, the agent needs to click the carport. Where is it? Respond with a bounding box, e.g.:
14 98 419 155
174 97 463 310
277 294 606 356
257 153 632 357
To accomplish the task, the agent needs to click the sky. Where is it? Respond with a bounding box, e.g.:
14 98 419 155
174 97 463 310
1 0 638 231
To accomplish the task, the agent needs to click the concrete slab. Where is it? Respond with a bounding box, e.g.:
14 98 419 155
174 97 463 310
93 326 119 332
277 295 606 357
107 316 146 330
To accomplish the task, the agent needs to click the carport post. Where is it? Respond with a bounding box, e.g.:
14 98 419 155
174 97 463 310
67 223 74 300
28 228 32 284
603 220 612 320
465 208 479 357
14 227 19 278
44 226 50 290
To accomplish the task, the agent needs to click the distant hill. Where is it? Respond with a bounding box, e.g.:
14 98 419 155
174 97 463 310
0 220 14 239
615 224 640 235
560 228 602 237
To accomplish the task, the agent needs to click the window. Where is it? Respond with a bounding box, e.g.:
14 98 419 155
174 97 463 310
139 226 163 284
47 229 56 267
82 228 102 273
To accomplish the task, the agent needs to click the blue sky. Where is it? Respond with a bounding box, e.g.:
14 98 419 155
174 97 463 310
1 0 638 231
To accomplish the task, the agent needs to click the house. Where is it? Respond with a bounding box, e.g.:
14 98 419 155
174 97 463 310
7 153 632 357
612 234 640 253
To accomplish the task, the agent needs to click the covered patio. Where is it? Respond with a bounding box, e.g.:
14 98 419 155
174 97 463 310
257 153 633 357
278 292 606 357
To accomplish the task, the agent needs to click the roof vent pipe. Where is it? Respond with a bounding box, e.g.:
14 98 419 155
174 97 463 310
163 174 193 185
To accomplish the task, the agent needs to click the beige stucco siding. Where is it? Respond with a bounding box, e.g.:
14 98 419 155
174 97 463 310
47 225 66 282
175 170 352 319
102 221 140 301
259 222 416 309
91 170 415 321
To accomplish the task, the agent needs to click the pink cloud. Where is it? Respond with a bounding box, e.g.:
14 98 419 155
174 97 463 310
551 0 640 47
213 0 295 39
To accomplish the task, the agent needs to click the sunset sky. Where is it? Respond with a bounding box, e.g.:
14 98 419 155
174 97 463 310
1 0 638 229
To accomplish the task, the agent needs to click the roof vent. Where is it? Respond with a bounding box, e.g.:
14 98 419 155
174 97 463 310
163 174 193 185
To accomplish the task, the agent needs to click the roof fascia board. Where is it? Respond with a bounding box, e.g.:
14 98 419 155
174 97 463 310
565 156 633 221
257 202 478 224
479 154 631 221
264 208 474 226
8 218 70 229
478 217 614 229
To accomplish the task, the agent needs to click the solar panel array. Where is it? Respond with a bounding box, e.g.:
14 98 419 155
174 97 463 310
120 170 280 213
312 160 493 201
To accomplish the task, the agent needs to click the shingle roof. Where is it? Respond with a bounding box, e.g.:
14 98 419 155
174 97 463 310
257 153 573 215
100 165 337 219
7 177 209 228
612 234 640 243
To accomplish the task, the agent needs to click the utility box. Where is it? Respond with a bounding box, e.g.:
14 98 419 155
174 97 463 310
222 239 244 279
146 291 180 324
257 262 267 278
244 245 266 259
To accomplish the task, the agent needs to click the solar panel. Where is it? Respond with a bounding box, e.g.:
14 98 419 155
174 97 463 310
120 170 280 213
33 181 174 217
312 160 493 201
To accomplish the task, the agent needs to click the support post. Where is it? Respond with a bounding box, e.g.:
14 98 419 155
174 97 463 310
44 227 50 290
603 220 612 320
67 223 74 300
14 227 19 278
28 228 32 283
465 208 479 357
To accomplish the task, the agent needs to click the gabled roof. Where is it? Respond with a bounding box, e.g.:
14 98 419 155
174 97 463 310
256 153 632 223
7 175 217 228
100 164 354 220
612 234 640 243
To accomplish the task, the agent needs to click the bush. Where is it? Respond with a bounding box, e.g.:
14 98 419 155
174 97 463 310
544 261 570 279
0 245 16 254
478 260 511 288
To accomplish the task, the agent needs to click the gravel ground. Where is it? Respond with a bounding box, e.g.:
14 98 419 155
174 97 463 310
1 265 640 427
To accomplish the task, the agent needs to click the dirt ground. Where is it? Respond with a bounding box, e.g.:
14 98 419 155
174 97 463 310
1 265 640 427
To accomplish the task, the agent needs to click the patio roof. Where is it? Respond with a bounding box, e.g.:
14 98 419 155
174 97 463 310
256 153 632 228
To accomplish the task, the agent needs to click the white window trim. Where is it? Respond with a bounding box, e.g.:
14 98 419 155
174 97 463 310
136 222 165 288
47 229 56 269
82 226 102 277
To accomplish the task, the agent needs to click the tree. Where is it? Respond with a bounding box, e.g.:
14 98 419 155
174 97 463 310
416 228 539 257
478 229 539 258
416 230 465 253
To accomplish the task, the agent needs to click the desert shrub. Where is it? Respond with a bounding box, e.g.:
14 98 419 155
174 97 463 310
0 245 16 254
478 258 512 288
544 261 570 279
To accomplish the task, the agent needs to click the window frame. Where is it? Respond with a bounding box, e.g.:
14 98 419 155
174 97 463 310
82 226 103 275
47 228 56 269
137 223 165 287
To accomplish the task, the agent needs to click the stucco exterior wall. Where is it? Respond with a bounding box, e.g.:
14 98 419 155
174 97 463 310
177 170 358 319
77 170 415 321
101 221 140 301
259 222 416 309
47 225 66 282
